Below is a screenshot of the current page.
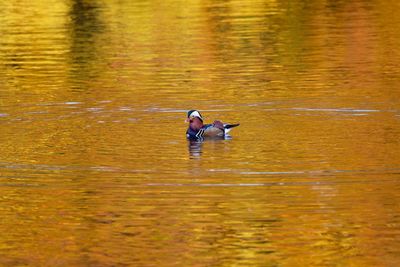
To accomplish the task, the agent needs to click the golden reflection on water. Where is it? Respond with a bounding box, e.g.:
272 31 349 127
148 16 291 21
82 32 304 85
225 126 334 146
1 0 400 266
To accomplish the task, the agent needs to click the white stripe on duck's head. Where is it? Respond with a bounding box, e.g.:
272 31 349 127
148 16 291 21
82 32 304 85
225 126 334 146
187 110 203 122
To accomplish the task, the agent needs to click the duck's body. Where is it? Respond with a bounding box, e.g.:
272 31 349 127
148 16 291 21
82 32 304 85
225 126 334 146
185 110 239 139
186 123 240 139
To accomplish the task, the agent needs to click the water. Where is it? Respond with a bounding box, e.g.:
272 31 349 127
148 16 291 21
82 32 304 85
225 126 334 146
1 0 400 266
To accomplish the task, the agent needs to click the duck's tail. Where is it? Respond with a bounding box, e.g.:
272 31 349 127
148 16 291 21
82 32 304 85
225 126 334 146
224 123 240 134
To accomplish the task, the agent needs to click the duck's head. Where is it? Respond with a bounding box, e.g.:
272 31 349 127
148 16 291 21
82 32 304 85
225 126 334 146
186 110 204 129
186 110 203 122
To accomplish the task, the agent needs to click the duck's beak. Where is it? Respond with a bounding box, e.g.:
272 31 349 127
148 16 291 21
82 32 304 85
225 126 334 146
185 118 190 123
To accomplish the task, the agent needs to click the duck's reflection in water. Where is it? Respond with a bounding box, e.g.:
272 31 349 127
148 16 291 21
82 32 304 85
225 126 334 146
188 139 203 158
188 135 232 159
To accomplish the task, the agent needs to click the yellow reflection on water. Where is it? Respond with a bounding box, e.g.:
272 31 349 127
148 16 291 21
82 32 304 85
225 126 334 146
1 0 400 266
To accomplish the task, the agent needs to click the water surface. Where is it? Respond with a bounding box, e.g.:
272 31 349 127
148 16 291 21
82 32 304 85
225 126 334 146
1 0 400 266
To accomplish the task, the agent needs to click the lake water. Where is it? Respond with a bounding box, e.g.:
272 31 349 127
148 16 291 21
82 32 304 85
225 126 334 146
1 0 400 266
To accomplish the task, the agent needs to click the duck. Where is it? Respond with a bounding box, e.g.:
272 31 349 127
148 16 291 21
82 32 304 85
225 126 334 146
186 110 239 139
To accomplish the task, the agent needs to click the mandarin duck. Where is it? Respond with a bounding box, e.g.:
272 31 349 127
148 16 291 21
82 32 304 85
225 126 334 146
186 110 239 139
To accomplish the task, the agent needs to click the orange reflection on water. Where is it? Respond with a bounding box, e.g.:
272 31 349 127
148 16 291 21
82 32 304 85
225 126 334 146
1 0 400 266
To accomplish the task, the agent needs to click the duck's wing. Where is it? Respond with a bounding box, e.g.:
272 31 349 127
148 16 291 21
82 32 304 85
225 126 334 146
203 124 225 137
